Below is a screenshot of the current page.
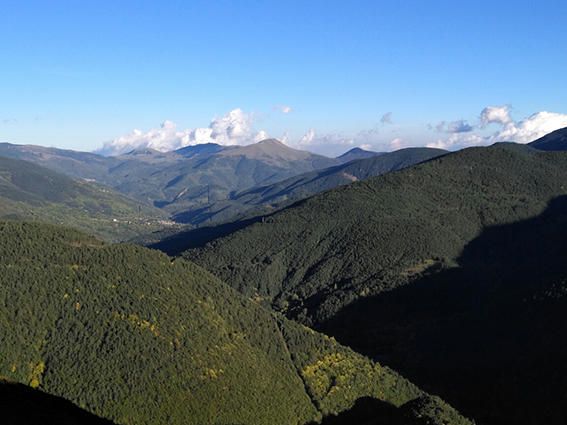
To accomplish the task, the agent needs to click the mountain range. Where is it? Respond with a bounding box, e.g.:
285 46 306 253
0 139 336 220
168 147 447 225
169 135 567 425
0 140 443 229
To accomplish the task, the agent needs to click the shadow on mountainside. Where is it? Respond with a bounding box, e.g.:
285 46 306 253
320 195 567 425
149 215 263 255
0 381 115 425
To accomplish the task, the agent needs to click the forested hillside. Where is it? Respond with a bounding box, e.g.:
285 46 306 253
179 143 567 424
0 156 168 241
0 221 470 425
182 144 566 322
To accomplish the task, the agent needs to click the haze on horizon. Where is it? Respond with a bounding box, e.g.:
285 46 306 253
1 0 566 156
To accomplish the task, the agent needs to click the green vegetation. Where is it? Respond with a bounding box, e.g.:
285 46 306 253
0 156 170 241
0 221 470 425
177 143 567 424
182 144 567 324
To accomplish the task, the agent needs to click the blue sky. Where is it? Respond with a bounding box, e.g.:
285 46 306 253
1 0 567 155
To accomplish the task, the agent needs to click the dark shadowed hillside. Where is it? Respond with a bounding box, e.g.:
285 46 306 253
0 221 470 425
322 196 567 425
0 381 116 425
529 127 567 151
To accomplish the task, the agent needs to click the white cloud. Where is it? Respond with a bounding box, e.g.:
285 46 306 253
480 105 513 126
295 129 356 156
389 138 405 150
298 128 316 145
429 107 567 150
254 130 269 142
493 111 567 143
97 109 268 156
427 133 485 150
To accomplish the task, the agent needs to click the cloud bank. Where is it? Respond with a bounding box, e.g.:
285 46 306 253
98 104 567 157
97 109 268 156
429 107 567 150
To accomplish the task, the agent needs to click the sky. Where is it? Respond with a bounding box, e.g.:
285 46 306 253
1 0 567 156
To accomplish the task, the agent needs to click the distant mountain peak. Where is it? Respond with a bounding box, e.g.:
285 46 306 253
125 147 161 156
255 138 286 146
219 138 324 161
337 146 380 163
338 147 371 157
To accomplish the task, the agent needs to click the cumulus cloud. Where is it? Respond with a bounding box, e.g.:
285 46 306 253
427 133 485 150
298 128 316 145
389 138 405 150
493 111 567 144
480 105 513 126
429 107 567 150
295 129 357 156
97 109 268 156
381 112 393 125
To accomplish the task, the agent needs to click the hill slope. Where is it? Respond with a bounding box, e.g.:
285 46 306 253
232 147 447 209
0 156 168 241
0 221 470 425
180 143 567 424
164 147 447 225
528 126 567 151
